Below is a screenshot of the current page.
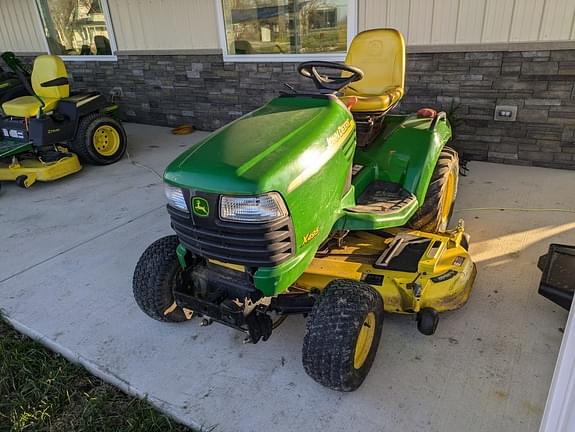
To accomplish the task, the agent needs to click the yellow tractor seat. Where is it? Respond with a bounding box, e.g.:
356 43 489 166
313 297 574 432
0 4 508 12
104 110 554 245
341 28 405 113
341 86 404 113
1 55 69 117
2 96 60 117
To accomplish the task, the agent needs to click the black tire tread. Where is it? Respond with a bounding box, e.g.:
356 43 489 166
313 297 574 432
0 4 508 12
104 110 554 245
132 235 188 323
417 308 439 336
408 146 459 233
302 279 383 391
71 113 127 165
15 175 29 188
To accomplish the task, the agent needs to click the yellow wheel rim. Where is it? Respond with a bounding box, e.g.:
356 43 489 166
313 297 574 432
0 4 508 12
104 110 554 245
354 312 376 369
439 169 457 231
93 125 120 156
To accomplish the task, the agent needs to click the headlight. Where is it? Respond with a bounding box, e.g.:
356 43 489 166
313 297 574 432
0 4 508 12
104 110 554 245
164 184 188 212
220 192 288 222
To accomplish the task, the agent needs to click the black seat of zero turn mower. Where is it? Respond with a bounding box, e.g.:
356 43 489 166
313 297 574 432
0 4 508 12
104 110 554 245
348 181 417 215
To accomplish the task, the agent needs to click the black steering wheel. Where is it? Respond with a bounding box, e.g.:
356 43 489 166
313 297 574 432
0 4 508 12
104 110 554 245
1 52 30 78
298 61 364 93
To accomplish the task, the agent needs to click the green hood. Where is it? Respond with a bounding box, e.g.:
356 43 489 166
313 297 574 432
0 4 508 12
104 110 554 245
164 95 352 195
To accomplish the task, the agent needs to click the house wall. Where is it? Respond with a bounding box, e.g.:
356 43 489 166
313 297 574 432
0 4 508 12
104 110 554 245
0 0 45 52
108 0 220 53
400 50 575 168
42 49 571 170
0 0 222 54
4 0 575 53
2 0 575 169
359 0 575 48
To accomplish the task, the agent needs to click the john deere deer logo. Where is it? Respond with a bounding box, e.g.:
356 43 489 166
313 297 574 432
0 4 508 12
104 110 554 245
192 197 209 217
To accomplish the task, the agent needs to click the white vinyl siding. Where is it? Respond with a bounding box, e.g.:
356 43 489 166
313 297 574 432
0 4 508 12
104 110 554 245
359 0 575 46
509 0 546 42
0 0 45 52
481 0 515 43
430 0 459 44
2 0 575 54
108 0 220 52
539 0 575 41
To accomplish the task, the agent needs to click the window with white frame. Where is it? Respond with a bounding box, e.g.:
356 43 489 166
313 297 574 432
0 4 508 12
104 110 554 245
36 0 116 58
218 0 354 60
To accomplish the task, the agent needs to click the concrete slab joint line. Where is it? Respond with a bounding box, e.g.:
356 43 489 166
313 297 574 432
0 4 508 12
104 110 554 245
0 205 165 284
0 124 572 432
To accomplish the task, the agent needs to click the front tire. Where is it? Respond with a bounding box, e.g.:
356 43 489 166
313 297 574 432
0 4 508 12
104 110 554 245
408 146 459 233
133 235 190 323
72 113 127 165
302 279 384 391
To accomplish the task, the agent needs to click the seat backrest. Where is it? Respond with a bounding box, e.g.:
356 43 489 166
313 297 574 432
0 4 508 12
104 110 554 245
31 55 69 100
95 35 112 55
344 28 405 95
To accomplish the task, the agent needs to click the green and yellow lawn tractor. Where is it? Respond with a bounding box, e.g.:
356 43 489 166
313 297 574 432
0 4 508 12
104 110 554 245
0 53 126 190
133 29 476 391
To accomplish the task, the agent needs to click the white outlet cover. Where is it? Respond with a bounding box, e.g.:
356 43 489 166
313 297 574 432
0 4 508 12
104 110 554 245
494 105 518 122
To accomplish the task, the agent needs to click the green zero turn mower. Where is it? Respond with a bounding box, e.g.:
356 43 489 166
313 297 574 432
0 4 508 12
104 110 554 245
133 29 477 391
0 53 126 190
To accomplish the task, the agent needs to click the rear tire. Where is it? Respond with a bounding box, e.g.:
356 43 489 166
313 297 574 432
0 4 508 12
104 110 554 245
133 235 190 323
408 146 459 233
72 113 127 165
302 279 384 391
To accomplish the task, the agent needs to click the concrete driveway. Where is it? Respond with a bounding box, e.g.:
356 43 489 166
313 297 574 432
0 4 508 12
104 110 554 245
1 123 573 432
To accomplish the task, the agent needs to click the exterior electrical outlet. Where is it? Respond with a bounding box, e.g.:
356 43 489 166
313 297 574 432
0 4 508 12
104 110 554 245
494 105 518 122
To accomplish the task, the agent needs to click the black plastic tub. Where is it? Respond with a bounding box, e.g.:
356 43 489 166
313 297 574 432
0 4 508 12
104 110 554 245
537 244 575 310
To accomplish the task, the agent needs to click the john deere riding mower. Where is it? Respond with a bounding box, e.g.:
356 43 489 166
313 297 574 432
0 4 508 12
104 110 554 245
133 29 476 391
0 53 126 189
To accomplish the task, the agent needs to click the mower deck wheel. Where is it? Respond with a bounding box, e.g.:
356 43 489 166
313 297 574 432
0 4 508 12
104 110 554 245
461 233 470 251
15 175 31 188
302 279 383 391
72 113 127 165
133 235 191 323
417 308 439 336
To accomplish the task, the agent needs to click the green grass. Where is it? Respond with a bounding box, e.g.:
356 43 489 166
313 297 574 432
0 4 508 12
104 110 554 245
0 317 193 432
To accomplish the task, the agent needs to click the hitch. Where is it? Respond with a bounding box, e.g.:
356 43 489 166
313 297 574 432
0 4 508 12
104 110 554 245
244 309 273 343
174 285 315 343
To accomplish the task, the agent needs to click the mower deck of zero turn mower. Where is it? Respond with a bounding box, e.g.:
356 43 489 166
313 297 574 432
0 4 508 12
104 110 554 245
0 142 81 187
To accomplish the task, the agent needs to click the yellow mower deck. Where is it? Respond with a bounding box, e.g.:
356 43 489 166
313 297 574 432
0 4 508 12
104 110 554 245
0 152 81 187
294 223 476 314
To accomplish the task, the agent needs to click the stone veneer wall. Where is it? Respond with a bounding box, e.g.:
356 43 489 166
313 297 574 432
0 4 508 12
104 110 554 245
21 50 575 169
401 50 575 170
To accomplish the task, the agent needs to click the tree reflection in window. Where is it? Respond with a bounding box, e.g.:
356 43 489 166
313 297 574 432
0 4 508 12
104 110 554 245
221 0 348 55
36 0 114 56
